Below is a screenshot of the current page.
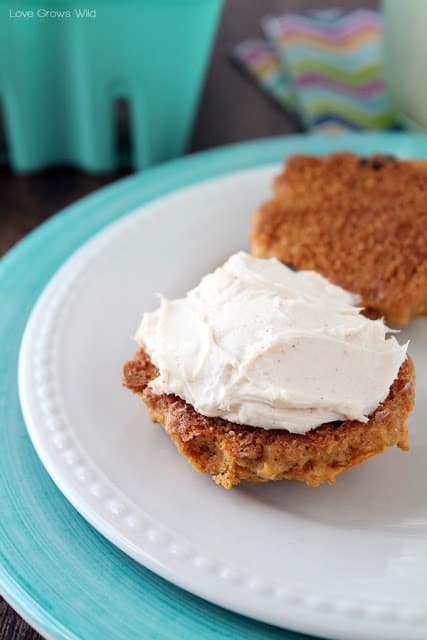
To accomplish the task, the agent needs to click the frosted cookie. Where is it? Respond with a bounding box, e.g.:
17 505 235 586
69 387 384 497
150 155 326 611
123 252 415 488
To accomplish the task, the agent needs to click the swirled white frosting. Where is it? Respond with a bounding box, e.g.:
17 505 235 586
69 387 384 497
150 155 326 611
135 252 407 434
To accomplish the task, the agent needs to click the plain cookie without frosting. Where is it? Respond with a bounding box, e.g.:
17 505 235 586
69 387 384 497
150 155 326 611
251 152 427 325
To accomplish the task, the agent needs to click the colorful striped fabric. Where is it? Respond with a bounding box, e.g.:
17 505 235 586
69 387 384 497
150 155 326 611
231 39 296 111
232 9 400 132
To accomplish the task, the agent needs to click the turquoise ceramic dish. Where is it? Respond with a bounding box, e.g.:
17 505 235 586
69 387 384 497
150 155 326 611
1 133 427 640
0 0 222 172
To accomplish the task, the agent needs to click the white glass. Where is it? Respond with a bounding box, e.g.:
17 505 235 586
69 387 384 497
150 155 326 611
383 0 427 129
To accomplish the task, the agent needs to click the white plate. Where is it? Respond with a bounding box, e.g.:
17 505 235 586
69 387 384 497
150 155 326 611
19 166 427 640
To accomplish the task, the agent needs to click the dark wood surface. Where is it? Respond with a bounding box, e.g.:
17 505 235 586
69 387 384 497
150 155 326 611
0 0 375 637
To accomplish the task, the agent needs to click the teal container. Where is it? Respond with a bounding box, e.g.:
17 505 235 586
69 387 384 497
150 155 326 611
0 1 222 172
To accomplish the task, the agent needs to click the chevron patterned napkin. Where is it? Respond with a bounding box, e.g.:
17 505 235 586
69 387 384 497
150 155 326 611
232 9 400 132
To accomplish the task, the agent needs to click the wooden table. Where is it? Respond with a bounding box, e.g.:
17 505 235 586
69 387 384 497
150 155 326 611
0 0 376 637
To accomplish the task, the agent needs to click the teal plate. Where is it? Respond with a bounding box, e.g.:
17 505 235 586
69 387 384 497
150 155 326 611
1 133 427 640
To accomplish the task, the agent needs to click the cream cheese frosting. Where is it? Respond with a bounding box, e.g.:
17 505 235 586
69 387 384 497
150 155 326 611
135 252 407 434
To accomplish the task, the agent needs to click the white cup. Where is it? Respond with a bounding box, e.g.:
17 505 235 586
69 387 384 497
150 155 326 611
383 0 427 129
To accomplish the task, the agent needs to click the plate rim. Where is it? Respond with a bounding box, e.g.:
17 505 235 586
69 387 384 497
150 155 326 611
2 132 427 640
